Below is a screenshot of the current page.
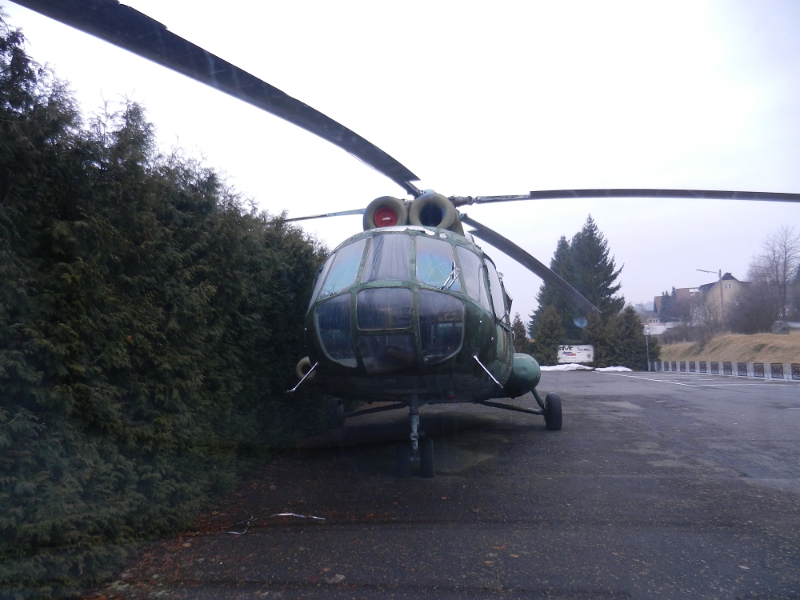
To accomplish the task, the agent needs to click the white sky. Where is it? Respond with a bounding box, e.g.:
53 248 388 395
4 0 800 323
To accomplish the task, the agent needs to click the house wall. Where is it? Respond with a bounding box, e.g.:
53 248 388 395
703 279 747 323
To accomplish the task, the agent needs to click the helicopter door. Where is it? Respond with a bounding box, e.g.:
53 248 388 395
485 260 513 363
455 246 492 312
485 261 509 326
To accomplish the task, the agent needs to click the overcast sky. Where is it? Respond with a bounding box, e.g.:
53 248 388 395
4 0 800 323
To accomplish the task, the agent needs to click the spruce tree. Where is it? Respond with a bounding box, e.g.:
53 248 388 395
529 236 574 339
530 305 563 366
605 306 658 369
570 215 625 318
580 312 607 367
530 216 624 342
659 287 676 321
511 313 529 353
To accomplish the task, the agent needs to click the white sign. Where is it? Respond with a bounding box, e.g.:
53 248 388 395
558 345 594 364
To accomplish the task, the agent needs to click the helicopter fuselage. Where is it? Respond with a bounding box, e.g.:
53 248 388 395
303 225 540 406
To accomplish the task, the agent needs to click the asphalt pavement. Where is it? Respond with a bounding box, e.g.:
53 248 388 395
97 371 800 599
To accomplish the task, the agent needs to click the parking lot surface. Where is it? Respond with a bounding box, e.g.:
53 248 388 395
98 371 800 599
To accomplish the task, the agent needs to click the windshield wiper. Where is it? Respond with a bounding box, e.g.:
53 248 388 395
440 261 460 290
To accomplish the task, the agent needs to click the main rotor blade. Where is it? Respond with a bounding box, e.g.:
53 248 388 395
283 208 365 222
460 215 600 315
13 0 421 196
451 189 800 206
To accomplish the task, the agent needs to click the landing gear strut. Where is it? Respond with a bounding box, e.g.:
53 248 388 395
395 397 435 478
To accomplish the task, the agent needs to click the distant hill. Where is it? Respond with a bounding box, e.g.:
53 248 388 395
660 332 800 363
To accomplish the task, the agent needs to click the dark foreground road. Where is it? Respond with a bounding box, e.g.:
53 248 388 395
96 371 800 599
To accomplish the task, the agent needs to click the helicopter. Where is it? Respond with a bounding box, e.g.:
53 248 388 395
15 0 800 478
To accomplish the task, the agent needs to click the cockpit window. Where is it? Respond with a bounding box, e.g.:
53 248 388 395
485 260 508 323
415 235 461 291
361 234 410 282
318 238 366 299
315 294 357 367
357 288 413 330
419 290 464 364
456 246 491 311
308 259 333 308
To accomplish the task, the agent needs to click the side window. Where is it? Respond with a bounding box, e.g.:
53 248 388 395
318 238 367 299
415 235 461 291
315 294 357 367
309 257 333 307
485 260 508 323
456 246 491 311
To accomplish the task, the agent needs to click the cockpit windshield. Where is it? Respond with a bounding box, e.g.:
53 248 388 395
317 238 366 300
312 233 497 322
361 233 410 282
415 235 461 291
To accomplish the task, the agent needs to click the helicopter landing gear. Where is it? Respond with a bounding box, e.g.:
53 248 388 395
395 397 435 478
544 393 562 431
328 397 345 429
395 437 435 478
395 440 412 477
419 436 435 478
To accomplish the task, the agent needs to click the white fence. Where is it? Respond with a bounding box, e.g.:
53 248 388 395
650 360 800 381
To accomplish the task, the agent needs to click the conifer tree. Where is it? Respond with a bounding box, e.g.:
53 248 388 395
0 17 327 595
570 215 625 318
604 306 659 369
530 216 624 342
580 312 607 367
511 312 529 353
530 305 563 365
529 236 573 338
659 287 677 320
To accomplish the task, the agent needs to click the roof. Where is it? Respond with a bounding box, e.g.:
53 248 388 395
698 272 740 294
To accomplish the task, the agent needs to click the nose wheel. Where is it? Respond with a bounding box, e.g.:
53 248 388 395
395 440 412 477
395 436 435 478
419 436 435 478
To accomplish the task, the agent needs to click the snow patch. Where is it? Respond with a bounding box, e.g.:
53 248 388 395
539 364 635 372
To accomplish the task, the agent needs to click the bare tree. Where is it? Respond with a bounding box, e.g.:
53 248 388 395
728 281 776 333
750 226 800 320
693 296 722 343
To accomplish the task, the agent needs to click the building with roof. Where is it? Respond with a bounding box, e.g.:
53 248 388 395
654 273 747 330
698 272 748 327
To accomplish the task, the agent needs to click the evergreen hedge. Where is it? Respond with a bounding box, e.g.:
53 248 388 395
0 19 326 597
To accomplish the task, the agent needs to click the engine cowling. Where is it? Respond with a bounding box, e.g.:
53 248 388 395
408 191 457 230
363 196 408 230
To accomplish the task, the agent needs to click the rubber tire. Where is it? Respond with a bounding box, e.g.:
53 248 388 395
328 398 345 429
544 393 562 431
396 441 412 478
295 356 317 382
419 436 435 478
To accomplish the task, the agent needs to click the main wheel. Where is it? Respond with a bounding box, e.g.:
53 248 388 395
328 397 345 429
544 393 562 431
395 441 412 478
419 436 435 478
